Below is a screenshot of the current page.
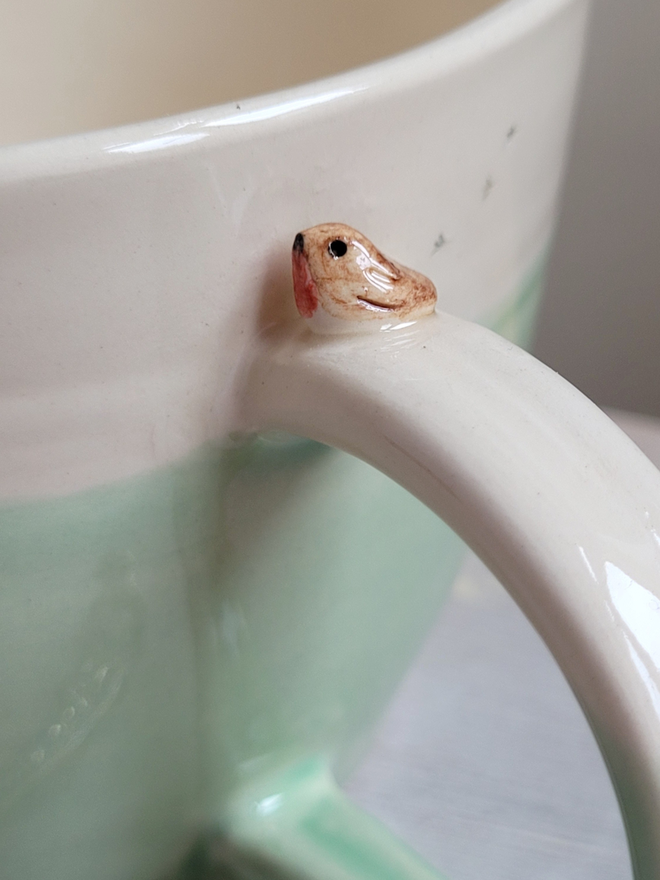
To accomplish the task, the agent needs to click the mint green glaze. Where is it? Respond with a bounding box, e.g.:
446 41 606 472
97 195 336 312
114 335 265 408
186 757 447 880
485 254 548 348
194 436 462 799
0 436 460 880
0 464 201 879
0 274 541 880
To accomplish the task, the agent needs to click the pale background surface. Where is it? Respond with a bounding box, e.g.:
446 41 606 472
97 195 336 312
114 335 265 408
534 0 660 416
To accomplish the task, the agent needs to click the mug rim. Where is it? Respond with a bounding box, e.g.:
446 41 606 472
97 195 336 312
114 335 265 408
0 0 577 179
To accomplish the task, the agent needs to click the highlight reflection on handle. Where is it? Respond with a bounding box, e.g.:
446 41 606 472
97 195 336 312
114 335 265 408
241 309 660 880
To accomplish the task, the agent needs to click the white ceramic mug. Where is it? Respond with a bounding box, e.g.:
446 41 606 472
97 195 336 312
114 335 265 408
6 2 657 880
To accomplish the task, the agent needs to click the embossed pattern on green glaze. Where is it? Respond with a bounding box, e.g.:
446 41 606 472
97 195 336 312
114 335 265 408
0 434 460 880
0 465 202 880
0 268 543 880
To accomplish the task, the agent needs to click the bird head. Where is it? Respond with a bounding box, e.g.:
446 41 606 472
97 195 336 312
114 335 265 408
292 223 436 333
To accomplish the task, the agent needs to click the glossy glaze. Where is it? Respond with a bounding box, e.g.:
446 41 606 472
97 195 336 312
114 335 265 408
244 303 660 879
0 436 460 880
0 0 587 501
0 0 503 146
207 757 446 880
292 224 437 332
0 0 590 877
0 263 546 880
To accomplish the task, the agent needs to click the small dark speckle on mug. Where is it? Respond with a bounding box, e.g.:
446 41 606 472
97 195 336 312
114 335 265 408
432 233 447 255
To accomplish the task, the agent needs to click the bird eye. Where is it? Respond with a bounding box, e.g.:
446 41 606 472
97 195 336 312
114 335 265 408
328 239 348 258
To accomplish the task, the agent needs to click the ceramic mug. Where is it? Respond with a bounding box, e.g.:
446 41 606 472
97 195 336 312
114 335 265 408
6 1 657 879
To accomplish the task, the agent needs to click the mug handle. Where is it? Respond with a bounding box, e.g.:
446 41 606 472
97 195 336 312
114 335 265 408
237 310 660 879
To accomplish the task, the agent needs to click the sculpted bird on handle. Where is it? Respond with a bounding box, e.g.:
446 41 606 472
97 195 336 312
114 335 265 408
291 223 437 334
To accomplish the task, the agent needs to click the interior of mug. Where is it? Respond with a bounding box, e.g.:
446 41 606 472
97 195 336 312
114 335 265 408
0 0 502 147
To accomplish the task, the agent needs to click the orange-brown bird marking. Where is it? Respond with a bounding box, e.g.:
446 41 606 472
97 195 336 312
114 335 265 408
292 224 436 333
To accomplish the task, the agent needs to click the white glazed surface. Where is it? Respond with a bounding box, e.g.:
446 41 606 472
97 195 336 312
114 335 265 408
0 0 588 500
242 313 660 877
0 0 503 146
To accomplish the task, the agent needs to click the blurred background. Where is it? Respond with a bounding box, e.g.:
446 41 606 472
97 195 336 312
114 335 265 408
535 0 660 417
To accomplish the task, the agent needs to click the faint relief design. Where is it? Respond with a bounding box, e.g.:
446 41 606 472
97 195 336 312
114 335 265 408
0 557 144 812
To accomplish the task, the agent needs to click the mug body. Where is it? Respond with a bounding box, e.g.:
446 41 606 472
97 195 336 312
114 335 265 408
0 0 588 877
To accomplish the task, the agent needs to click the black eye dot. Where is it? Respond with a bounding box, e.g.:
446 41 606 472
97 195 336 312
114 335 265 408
328 239 348 258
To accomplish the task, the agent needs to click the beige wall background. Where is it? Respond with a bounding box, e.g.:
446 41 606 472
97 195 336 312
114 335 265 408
534 0 660 416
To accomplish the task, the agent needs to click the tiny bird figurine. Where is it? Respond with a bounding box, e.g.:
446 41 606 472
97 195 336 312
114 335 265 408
291 223 437 333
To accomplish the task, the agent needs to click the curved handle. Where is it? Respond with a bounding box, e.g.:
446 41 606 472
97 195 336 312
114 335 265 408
239 311 660 879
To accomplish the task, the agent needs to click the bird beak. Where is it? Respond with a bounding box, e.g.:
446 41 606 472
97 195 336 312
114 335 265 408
293 232 305 254
291 233 318 318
